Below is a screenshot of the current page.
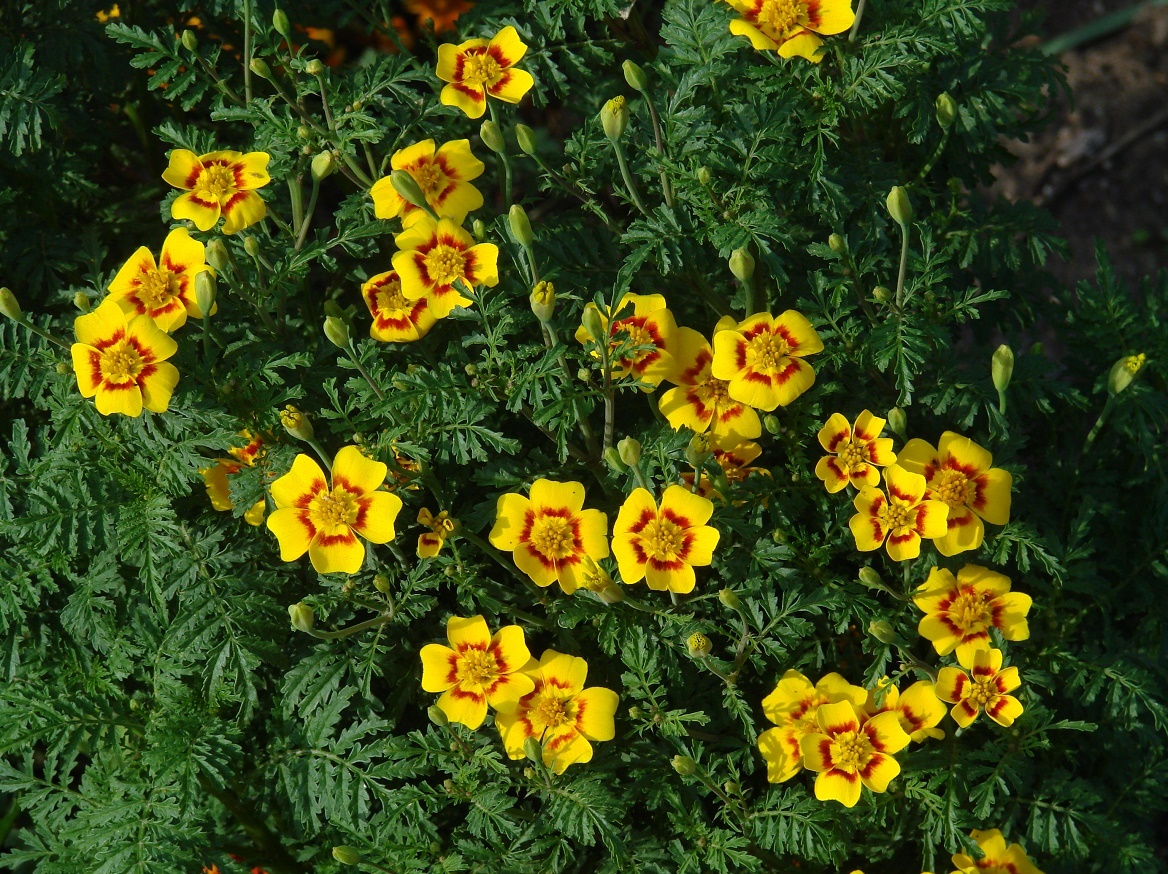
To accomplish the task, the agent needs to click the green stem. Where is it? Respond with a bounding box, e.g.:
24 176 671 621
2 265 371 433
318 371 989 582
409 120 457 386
243 0 253 103
287 176 304 237
305 610 395 640
1080 395 1115 463
294 176 321 250
459 528 547 597
642 92 674 208
488 101 514 205
306 436 333 469
894 221 911 312
201 311 215 365
345 341 386 400
611 141 649 216
13 317 70 350
849 0 868 41
913 126 952 185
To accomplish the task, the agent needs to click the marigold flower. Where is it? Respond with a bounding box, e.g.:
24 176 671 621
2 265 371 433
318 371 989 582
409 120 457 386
489 479 610 593
799 700 911 807
814 409 896 493
898 431 1012 556
266 446 403 574
370 139 485 228
913 565 1032 662
417 507 455 557
495 649 619 774
436 26 534 119
710 310 824 411
725 0 855 62
420 615 536 728
660 326 762 445
162 149 271 235
849 464 949 561
70 298 180 417
361 271 437 342
108 228 213 332
951 828 1043 874
682 440 768 499
756 670 867 783
391 215 498 319
935 647 1023 729
575 293 679 389
200 430 266 526
612 485 720 594
406 0 472 32
865 678 946 742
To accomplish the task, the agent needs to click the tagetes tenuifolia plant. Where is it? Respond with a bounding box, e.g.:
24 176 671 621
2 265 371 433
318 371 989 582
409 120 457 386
936 647 1024 728
951 829 1044 874
757 671 868 783
710 310 823 410
370 138 485 227
577 293 679 389
612 485 719 594
200 430 266 526
435 26 534 119
660 324 762 445
362 270 437 342
850 464 949 560
392 214 499 318
815 409 896 493
162 149 271 234
800 700 911 807
107 227 211 333
914 565 1033 660
725 0 856 62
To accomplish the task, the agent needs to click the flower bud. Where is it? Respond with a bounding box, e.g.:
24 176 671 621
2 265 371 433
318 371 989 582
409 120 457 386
935 92 957 129
697 166 711 186
323 300 345 320
305 59 324 76
728 247 755 283
628 705 643 719
857 567 884 589
479 119 506 154
886 406 907 437
181 29 198 51
596 582 625 604
373 574 391 593
470 220 486 242
580 305 606 344
332 846 360 865
671 755 698 776
515 123 537 156
617 436 641 467
718 588 742 611
600 96 629 142
204 238 230 272
390 169 430 212
249 58 272 80
323 316 350 348
828 233 846 254
886 186 913 226
686 632 712 658
427 704 448 726
73 292 92 313
622 59 648 92
243 236 260 258
0 287 21 321
194 270 216 317
763 414 781 436
280 404 314 440
508 204 534 247
272 8 291 36
288 602 315 632
992 344 1014 394
685 432 710 467
311 150 334 182
464 363 478 377
603 446 628 473
55 361 70 374
529 280 555 322
868 619 896 644
522 736 542 764
872 285 892 303
1108 353 1146 395
771 527 787 544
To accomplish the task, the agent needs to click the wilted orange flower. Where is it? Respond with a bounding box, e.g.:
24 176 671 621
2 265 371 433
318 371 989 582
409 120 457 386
725 0 855 63
370 139 484 228
162 149 270 235
849 465 949 561
391 215 498 318
362 271 437 342
108 228 212 333
575 293 679 389
660 324 761 445
710 310 823 410
814 410 896 493
406 0 472 32
436 26 534 119
200 431 266 526
612 485 719 594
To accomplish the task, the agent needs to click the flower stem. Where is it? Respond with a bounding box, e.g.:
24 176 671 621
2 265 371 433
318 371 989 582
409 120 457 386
849 0 868 41
611 141 649 216
14 317 70 350
305 437 333 470
459 528 547 598
642 92 674 208
243 0 253 103
345 340 386 400
895 220 911 313
294 176 321 251
306 609 395 640
488 101 514 206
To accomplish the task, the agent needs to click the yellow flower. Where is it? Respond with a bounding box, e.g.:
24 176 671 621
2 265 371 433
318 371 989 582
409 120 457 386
199 430 266 526
162 149 271 234
950 829 1043 874
417 508 455 557
488 479 610 593
897 431 1012 556
361 271 437 343
436 26 535 119
935 647 1023 729
575 293 679 390
391 215 498 319
419 615 536 728
725 0 855 63
681 439 768 499
612 485 720 594
659 324 762 445
799 700 910 807
756 670 867 783
848 464 949 561
370 139 485 228
864 678 947 743
266 446 403 574
913 565 1032 662
70 298 180 417
107 228 212 332
710 310 824 410
495 649 619 774
814 410 896 493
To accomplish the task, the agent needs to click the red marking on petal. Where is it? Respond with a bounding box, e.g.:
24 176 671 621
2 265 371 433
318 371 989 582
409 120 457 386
816 737 835 768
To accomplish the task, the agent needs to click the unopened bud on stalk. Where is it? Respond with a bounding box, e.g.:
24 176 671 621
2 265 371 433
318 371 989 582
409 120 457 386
73 292 92 313
868 619 896 644
390 169 429 212
617 436 641 467
288 602 315 632
0 287 21 321
685 432 710 468
697 166 711 186
249 58 272 80
718 588 742 611
243 236 260 258
194 271 216 316
828 233 846 254
529 281 555 322
580 306 605 344
886 406 907 437
593 582 624 604
479 119 506 154
872 285 892 303
886 185 913 226
272 8 291 36
686 632 712 658
622 59 648 92
857 567 884 589
600 96 629 142
515 123 537 155
472 219 486 240
373 574 391 593
332 846 360 865
508 204 534 247
1108 353 1146 395
323 316 349 348
671 755 698 776
427 704 448 726
305 59 324 76
311 150 334 182
181 29 198 51
280 404 314 440
935 92 958 129
603 446 628 473
729 247 755 282
992 344 1014 394
523 736 542 764
204 238 230 271
763 414 781 436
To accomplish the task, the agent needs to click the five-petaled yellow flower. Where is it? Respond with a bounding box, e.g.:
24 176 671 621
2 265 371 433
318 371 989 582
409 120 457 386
575 293 679 389
71 298 180 417
660 324 762 445
108 228 212 333
950 828 1044 874
489 479 610 593
814 409 896 493
612 485 720 594
898 431 1012 556
849 464 949 561
725 0 855 63
266 446 403 575
756 670 867 783
436 26 535 119
371 139 485 228
799 700 911 808
864 678 947 743
913 565 1032 662
495 649 619 774
162 149 271 235
361 271 437 343
682 440 768 499
417 508 455 558
200 430 266 526
711 310 824 411
420 615 536 728
935 647 1023 729
391 215 499 319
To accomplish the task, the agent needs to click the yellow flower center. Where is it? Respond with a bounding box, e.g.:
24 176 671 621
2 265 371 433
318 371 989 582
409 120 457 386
878 499 913 530
837 438 867 469
756 0 802 37
747 331 791 373
462 51 503 88
533 692 572 729
423 244 467 287
829 728 873 773
949 589 993 634
528 514 579 560
697 377 732 407
640 516 686 562
376 279 409 313
196 163 237 201
138 268 179 309
934 468 976 507
307 487 360 534
100 340 145 385
457 648 498 687
969 677 997 707
412 160 447 196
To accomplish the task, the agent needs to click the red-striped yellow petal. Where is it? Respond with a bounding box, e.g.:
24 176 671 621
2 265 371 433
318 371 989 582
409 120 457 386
487 26 528 66
885 528 922 561
758 727 802 782
420 642 458 692
220 190 266 235
271 454 328 509
729 18 780 50
543 726 593 774
939 431 993 474
883 464 927 505
139 361 179 413
934 506 983 556
644 562 695 594
986 694 1023 727
487 68 534 103
779 31 826 62
951 699 981 728
170 190 221 231
489 492 530 551
971 467 1012 526
539 650 588 696
815 456 850 493
95 382 143 417
574 687 618 740
331 445 387 495
162 149 202 189
808 0 855 33
858 751 900 792
266 507 314 561
233 151 271 190
813 768 862 806
308 529 365 574
448 614 492 650
934 667 969 704
437 686 488 728
351 490 402 543
817 413 852 452
108 246 158 299
440 82 487 119
896 438 939 478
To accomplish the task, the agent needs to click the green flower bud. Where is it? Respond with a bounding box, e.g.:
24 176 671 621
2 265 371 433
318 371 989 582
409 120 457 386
868 619 896 644
671 755 698 776
272 8 291 36
628 705 643 719
280 404 314 441
771 527 787 544
530 280 555 322
181 29 198 51
828 233 846 254
332 846 361 865
296 125 312 141
0 287 21 321
305 59 324 76
323 300 345 320
697 166 711 186
857 567 884 589
685 432 711 468
522 736 542 764
323 316 350 348
886 186 913 226
288 602 315 632
508 204 534 247
622 59 648 92
55 361 71 374
686 632 712 658
576 367 591 383
718 588 742 611
728 247 755 282
596 582 625 604
603 446 628 473
1109 353 1146 395
472 219 487 240
427 704 448 726
480 119 506 154
763 414 781 436
872 285 892 303
580 305 606 344
204 238 230 271
935 92 958 129
390 169 430 212
73 292 92 313
249 58 272 80
351 99 363 111
311 150 334 182
515 123 537 156
992 344 1014 394
243 236 260 258
886 406 907 437
617 436 641 467
600 96 629 142
373 574 391 593
194 271 216 317
464 363 478 377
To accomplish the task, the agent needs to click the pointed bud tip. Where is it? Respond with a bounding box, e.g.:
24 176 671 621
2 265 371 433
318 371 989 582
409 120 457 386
886 186 913 226
508 204 534 247
0 287 21 321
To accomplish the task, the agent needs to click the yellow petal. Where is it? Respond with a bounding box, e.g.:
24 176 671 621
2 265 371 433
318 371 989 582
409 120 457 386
645 560 696 594
857 751 899 793
437 686 488 729
729 18 780 50
420 642 458 692
938 431 993 474
530 478 585 513
489 492 531 550
814 768 862 806
465 242 500 287
758 727 802 782
659 483 714 528
778 30 826 61
308 529 365 574
487 25 528 66
170 190 221 231
896 438 939 478
351 490 402 544
440 82 487 119
491 624 535 675
817 413 852 452
266 507 313 561
139 361 179 413
774 310 824 357
885 528 922 561
934 667 969 704
883 464 927 505
447 614 492 650
108 246 158 300
815 456 850 493
71 345 102 398
75 297 127 347
538 650 587 695
161 149 202 189
934 506 983 556
809 0 854 34
331 445 388 495
95 382 143 417
985 694 1023 727
487 68 534 103
220 191 266 235
233 151 271 190
971 467 1012 526
574 687 618 740
271 454 328 510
